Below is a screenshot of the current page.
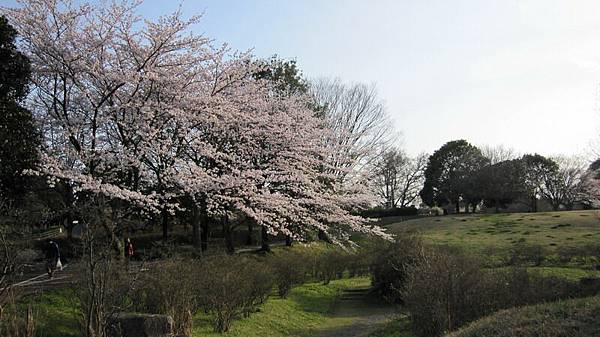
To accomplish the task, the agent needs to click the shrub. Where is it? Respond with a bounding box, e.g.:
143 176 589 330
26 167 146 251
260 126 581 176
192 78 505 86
315 249 352 285
268 250 309 298
133 260 201 336
198 255 274 333
402 250 598 337
133 255 273 334
507 243 547 266
361 206 419 218
369 235 425 303
402 251 484 337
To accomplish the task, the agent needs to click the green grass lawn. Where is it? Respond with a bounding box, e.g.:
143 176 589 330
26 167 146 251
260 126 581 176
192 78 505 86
9 289 80 337
193 277 371 337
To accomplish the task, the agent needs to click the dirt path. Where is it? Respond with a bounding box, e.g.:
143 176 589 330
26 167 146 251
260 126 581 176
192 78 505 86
316 285 398 337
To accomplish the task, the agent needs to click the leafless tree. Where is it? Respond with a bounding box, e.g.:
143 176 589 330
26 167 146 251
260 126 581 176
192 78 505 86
397 153 428 207
373 148 406 208
373 149 426 208
310 78 395 181
480 144 518 165
540 156 589 210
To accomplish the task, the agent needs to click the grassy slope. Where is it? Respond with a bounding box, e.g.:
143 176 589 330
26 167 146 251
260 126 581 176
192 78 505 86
386 210 600 251
446 296 600 337
367 210 600 337
385 210 600 268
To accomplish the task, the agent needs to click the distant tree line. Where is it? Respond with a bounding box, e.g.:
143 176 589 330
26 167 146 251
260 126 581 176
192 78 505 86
418 140 597 213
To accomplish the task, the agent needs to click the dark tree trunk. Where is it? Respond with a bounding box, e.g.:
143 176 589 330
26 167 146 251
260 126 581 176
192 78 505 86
201 218 209 252
318 229 333 243
455 201 460 214
191 204 201 249
161 207 169 241
261 226 270 252
223 214 234 254
285 235 293 247
65 211 74 239
495 198 500 213
246 221 254 246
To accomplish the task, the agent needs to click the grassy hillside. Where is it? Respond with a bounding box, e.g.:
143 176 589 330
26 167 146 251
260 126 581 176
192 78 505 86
386 210 600 250
446 296 600 337
385 210 600 258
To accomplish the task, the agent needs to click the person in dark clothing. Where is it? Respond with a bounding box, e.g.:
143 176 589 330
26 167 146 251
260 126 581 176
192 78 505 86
124 238 134 270
45 240 60 278
125 238 134 260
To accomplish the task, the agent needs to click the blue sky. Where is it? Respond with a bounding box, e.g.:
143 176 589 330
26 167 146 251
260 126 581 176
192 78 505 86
4 0 600 157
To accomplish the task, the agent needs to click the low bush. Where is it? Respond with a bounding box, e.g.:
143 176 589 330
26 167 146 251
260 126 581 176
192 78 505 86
133 260 202 336
134 255 274 334
361 206 419 218
369 235 425 303
198 255 274 333
316 249 353 285
268 250 309 298
402 250 600 337
507 243 547 266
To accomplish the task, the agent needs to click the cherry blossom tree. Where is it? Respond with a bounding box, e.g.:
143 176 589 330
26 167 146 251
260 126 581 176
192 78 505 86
4 0 387 249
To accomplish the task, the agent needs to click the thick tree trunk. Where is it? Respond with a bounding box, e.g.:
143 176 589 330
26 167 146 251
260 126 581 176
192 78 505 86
65 211 74 240
261 226 270 252
285 235 293 247
455 201 460 214
318 229 333 244
201 217 209 252
246 221 254 246
161 207 169 241
191 204 201 249
223 214 234 254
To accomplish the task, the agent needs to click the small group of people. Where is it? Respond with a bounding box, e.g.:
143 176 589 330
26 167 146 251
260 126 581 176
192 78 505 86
44 237 135 278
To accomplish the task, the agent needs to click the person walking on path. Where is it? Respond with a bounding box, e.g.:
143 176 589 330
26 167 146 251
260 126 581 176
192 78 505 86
45 240 61 278
125 238 134 263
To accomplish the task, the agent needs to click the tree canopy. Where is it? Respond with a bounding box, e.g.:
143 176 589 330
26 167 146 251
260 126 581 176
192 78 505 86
0 15 39 205
420 140 488 213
